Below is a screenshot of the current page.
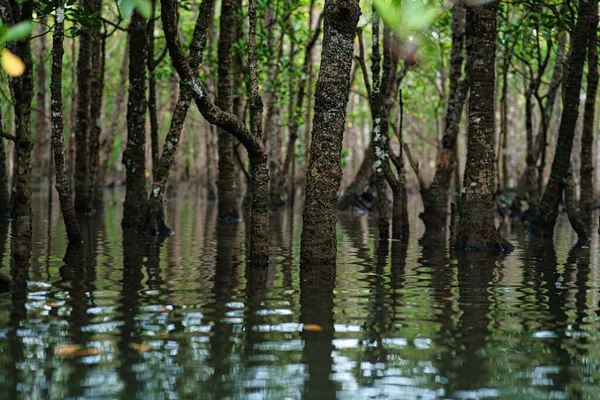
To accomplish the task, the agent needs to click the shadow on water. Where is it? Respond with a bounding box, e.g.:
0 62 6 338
2 192 600 398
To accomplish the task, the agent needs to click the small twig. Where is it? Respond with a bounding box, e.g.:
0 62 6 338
0 132 16 142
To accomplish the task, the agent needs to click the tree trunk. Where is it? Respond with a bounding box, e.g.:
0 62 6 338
455 2 510 252
50 2 83 244
338 142 374 210
144 0 215 235
300 0 361 265
87 0 105 212
579 7 598 227
160 0 269 263
216 0 240 220
122 12 148 231
74 15 92 212
2 0 34 250
420 3 467 232
532 0 594 240
564 166 588 242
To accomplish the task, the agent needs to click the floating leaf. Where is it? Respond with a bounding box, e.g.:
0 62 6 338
1 48 25 77
130 343 151 352
74 348 102 357
303 324 324 332
55 344 81 357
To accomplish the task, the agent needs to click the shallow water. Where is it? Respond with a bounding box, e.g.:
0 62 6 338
1 189 600 399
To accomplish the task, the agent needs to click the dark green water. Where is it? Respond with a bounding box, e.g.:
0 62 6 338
0 189 599 399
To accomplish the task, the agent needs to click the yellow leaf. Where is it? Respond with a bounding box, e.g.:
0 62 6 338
130 343 151 352
55 344 81 357
303 324 323 332
1 48 25 77
73 348 102 357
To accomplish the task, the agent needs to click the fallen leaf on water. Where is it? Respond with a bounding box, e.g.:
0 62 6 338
442 297 452 301
303 324 323 332
55 344 81 357
130 343 151 352
73 348 102 357
46 301 61 308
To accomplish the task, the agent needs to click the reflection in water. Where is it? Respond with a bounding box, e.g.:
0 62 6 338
0 191 600 398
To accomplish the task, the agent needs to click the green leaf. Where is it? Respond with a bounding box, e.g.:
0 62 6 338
5 21 33 42
134 0 152 19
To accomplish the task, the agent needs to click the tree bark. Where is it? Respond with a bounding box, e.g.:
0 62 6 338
160 0 269 262
532 0 594 240
455 1 510 252
50 1 83 244
143 0 215 235
32 19 50 185
300 0 361 265
122 12 148 231
216 0 240 220
2 0 34 250
87 0 104 211
579 6 598 227
419 3 467 232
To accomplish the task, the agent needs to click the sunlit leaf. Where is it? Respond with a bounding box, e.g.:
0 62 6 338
130 343 151 352
1 48 25 77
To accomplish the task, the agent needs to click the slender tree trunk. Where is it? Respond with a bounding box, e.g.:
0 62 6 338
87 0 104 212
144 0 215 235
216 0 240 220
160 0 269 262
300 0 361 265
122 12 148 231
2 0 34 252
0 109 11 218
420 3 467 232
532 1 593 240
50 2 83 244
455 1 510 252
579 7 598 227
74 11 92 212
338 142 374 210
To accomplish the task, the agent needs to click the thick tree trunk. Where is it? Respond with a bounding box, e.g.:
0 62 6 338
579 7 598 227
74 17 92 212
148 0 160 181
87 0 104 212
50 2 83 244
455 2 510 252
122 12 148 231
216 0 240 220
144 0 215 235
300 0 360 264
420 3 466 232
2 0 34 250
532 1 594 240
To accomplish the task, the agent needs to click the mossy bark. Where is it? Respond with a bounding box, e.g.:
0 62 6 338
455 2 510 252
122 12 148 231
300 0 361 265
216 0 240 220
50 2 83 244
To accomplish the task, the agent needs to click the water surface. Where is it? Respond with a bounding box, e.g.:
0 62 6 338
1 189 599 399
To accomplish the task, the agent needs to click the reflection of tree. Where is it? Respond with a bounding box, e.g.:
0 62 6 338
524 241 574 396
117 233 145 396
205 222 242 397
57 219 101 397
6 233 30 398
300 265 336 399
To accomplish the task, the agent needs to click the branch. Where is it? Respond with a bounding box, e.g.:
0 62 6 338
355 28 372 101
